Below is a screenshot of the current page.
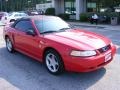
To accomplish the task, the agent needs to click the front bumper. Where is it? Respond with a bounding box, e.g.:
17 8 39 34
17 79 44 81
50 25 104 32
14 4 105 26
63 45 116 72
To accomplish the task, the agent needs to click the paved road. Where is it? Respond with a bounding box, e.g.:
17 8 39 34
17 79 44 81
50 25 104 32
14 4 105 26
0 26 120 90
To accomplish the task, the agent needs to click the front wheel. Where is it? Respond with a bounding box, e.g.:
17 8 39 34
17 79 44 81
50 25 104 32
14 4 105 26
44 49 64 75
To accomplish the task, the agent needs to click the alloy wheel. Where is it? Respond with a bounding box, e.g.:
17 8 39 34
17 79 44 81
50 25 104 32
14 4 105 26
46 53 59 73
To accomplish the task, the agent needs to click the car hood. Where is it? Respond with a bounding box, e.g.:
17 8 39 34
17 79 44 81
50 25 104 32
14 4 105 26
44 29 111 50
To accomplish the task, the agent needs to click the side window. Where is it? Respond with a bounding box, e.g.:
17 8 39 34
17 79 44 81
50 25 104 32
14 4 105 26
15 20 34 32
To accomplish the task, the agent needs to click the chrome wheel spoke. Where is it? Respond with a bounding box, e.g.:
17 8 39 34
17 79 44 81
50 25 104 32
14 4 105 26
47 61 52 67
46 55 53 63
52 64 58 72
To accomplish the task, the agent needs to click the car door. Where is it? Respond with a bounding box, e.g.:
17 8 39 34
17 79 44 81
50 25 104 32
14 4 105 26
13 19 41 59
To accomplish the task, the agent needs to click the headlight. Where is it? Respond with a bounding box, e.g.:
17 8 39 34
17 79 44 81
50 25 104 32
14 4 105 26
70 50 96 57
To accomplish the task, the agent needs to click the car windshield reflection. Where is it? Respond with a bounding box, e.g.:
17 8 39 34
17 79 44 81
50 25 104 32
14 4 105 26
34 17 72 34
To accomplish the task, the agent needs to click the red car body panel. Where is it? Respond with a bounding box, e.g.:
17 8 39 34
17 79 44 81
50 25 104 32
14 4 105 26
39 30 116 72
3 16 116 72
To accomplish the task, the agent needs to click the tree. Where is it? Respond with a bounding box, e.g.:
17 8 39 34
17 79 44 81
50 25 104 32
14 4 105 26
0 0 48 11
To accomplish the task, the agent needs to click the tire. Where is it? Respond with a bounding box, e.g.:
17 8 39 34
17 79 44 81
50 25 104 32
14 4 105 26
44 49 64 75
6 37 14 53
10 19 15 22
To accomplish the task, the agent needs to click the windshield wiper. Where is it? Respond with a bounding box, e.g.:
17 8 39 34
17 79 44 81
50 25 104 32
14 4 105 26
40 28 71 34
40 31 57 34
59 28 71 31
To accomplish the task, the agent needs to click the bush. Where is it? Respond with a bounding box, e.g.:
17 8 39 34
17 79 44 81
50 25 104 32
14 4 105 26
80 13 89 22
58 14 70 20
118 13 120 23
107 12 119 17
45 8 55 16
80 12 95 22
98 12 120 23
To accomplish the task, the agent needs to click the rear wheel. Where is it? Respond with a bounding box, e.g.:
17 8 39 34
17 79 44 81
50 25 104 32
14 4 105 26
44 49 64 75
6 37 14 53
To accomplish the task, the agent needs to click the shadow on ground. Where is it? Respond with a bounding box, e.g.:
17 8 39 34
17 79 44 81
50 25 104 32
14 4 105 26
0 47 106 90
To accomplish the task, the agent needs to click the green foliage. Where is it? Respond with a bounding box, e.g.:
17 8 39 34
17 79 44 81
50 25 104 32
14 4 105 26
79 12 94 22
0 0 47 12
45 8 55 16
107 12 120 17
58 14 70 20
79 13 89 22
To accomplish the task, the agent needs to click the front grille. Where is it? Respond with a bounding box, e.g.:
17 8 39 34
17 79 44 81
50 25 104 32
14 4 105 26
98 44 111 53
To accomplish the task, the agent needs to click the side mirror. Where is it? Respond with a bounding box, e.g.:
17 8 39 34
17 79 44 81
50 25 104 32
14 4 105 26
26 29 36 36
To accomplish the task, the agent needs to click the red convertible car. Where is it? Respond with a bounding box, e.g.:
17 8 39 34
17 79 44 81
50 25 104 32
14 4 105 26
3 16 116 75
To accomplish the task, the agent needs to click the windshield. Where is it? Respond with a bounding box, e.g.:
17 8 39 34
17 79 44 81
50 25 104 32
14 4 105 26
34 17 71 34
